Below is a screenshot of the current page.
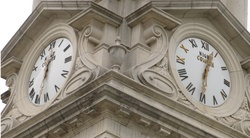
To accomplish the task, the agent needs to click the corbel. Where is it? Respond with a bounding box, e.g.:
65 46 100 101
241 56 250 73
1 56 22 79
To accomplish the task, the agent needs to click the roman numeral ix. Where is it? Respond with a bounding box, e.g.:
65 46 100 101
176 56 185 65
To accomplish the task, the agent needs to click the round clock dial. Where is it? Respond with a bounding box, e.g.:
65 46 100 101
175 37 231 107
28 38 73 105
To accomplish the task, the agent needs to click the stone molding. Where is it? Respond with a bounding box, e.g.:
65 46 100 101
2 71 249 138
168 22 245 117
14 23 78 116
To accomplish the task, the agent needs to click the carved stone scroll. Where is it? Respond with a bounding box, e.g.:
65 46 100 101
139 69 178 100
64 67 95 95
234 119 250 136
1 117 19 134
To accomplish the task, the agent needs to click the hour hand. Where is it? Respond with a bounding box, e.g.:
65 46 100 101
201 52 213 95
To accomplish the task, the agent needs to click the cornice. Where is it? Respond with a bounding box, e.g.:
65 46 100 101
2 71 248 138
1 1 93 63
2 0 250 68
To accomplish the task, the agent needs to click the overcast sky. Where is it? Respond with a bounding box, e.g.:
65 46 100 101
0 1 250 112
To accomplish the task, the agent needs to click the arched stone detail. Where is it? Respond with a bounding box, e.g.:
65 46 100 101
168 22 245 117
15 23 78 116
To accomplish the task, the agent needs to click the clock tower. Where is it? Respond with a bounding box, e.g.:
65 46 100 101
1 0 250 138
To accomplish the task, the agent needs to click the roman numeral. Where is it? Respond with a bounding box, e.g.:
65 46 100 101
29 78 34 88
176 56 185 65
199 93 206 104
44 92 50 102
63 44 71 52
40 50 45 60
61 70 69 78
213 95 218 105
220 89 227 100
214 52 218 58
177 69 188 81
48 41 56 51
32 66 38 71
35 95 40 104
55 85 60 93
58 39 64 47
186 82 196 95
189 39 198 48
50 51 56 61
224 79 230 87
65 56 72 63
201 40 209 51
180 44 189 53
29 88 35 101
221 66 227 71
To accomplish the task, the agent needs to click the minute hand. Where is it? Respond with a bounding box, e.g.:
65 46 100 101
39 49 54 97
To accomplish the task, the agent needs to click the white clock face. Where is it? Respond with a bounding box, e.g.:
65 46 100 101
175 37 231 107
28 38 73 105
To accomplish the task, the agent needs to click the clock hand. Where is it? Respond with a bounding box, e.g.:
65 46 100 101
39 48 54 96
201 52 213 95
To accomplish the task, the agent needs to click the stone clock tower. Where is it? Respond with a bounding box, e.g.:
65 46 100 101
1 0 250 138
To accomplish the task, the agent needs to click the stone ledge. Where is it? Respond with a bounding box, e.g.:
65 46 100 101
2 71 248 138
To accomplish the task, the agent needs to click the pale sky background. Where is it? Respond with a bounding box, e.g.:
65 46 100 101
0 1 250 113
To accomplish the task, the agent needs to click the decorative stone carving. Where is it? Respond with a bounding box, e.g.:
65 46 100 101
127 23 169 81
10 104 30 123
64 67 95 95
234 119 250 136
129 24 178 99
139 69 178 100
1 117 18 134
6 73 18 91
216 97 250 136
245 74 250 106
2 73 19 118
177 91 197 110
127 23 179 100
108 37 128 72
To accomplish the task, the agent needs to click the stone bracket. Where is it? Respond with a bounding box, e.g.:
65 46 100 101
68 2 123 31
125 2 181 30
241 56 250 73
1 56 22 79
